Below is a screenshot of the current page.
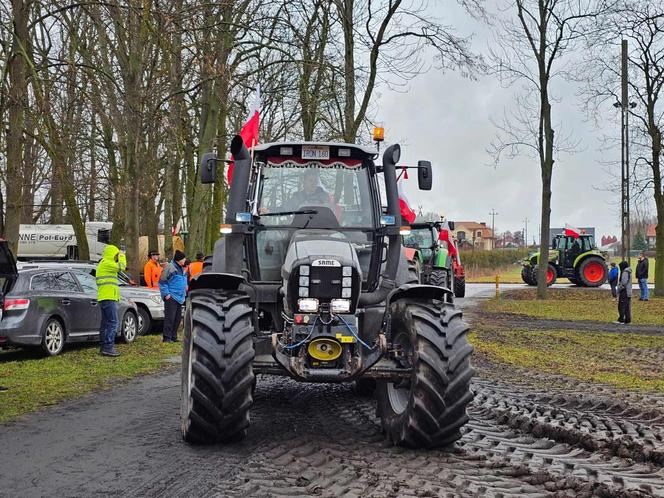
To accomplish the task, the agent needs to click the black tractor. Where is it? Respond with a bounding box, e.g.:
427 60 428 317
180 136 474 448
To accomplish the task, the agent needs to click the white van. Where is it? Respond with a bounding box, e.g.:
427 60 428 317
17 222 113 261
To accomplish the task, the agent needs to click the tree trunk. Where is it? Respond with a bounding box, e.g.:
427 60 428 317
536 93 554 299
4 0 31 253
340 0 355 142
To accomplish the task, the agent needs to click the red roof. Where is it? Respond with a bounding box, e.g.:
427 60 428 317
647 224 657 237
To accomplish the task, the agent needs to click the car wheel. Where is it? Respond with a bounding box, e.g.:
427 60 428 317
121 312 138 343
41 318 65 356
137 307 151 335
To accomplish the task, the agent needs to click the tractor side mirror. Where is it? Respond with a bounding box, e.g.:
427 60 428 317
447 221 455 231
417 160 432 190
200 152 218 184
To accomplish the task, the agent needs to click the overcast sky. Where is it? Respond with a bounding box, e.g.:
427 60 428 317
378 0 625 243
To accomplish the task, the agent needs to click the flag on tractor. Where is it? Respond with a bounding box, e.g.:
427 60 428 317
564 224 581 239
438 221 458 259
397 181 416 224
228 85 261 184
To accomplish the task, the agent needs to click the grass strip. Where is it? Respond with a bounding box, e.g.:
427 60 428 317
0 336 181 423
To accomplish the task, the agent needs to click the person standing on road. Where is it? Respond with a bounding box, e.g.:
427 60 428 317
96 244 126 357
188 252 205 280
636 251 649 301
143 250 162 289
615 260 632 325
608 262 619 300
159 250 188 343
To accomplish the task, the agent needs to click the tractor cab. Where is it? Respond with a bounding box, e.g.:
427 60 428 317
552 234 595 268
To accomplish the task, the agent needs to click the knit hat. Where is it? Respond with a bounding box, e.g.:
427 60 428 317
173 250 186 262
196 252 204 261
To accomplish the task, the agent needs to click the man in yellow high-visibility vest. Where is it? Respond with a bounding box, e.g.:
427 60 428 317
96 244 126 357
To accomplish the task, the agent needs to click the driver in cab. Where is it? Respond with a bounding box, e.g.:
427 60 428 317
260 169 337 215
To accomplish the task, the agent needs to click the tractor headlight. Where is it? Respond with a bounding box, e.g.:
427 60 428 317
330 299 351 313
298 298 319 313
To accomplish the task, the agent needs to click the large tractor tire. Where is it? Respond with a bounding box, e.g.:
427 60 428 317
377 300 474 448
576 257 608 287
521 266 535 286
180 290 255 444
407 259 421 284
532 264 557 286
429 268 450 290
454 276 466 298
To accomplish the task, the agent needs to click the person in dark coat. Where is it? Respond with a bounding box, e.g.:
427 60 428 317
615 260 632 325
635 251 649 301
608 262 619 300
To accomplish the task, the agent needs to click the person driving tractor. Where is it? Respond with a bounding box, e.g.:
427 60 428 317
260 169 338 215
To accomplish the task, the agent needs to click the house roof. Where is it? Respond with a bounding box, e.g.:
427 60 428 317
454 221 494 238
647 224 657 237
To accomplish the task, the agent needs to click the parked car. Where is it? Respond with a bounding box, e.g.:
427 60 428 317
17 261 163 335
1 243 139 356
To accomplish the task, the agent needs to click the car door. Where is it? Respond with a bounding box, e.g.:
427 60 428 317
29 271 80 337
71 271 102 336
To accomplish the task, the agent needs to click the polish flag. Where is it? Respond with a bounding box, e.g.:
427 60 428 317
438 221 458 259
171 217 182 236
397 181 416 224
228 85 261 184
564 224 581 239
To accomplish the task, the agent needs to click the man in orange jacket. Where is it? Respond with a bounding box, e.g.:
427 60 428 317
188 252 205 280
144 250 162 289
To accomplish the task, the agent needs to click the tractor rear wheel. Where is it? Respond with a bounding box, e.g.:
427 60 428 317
377 300 474 448
521 266 535 286
454 275 466 297
429 268 449 290
576 257 607 287
180 290 255 444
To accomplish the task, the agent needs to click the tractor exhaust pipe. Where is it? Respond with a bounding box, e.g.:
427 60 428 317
224 135 252 275
359 144 401 306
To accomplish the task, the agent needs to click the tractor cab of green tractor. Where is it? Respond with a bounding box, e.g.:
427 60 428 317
553 234 595 268
181 135 474 449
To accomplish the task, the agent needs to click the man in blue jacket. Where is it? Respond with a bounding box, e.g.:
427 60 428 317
608 262 619 300
159 250 188 342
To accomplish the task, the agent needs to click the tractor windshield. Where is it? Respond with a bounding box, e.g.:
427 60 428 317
258 162 373 228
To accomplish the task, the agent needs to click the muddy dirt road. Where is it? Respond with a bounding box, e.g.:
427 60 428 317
1 286 663 497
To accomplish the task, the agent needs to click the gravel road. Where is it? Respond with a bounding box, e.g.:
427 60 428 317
1 284 663 498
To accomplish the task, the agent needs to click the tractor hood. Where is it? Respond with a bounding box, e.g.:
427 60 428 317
523 250 559 266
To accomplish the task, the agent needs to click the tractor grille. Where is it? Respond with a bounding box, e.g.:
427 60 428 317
309 266 342 300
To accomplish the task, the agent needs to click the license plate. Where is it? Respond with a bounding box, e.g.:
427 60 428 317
301 145 329 160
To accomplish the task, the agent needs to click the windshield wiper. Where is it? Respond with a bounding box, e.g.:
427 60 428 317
259 209 319 217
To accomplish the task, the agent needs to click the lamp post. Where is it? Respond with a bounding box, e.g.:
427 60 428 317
489 209 498 250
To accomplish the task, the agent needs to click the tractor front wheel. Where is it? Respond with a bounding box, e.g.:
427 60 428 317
429 268 450 290
454 275 466 297
521 266 535 286
576 257 608 287
181 290 255 444
532 264 557 286
377 300 474 448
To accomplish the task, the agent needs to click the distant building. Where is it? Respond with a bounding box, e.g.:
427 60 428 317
549 227 595 245
452 221 494 250
647 224 657 249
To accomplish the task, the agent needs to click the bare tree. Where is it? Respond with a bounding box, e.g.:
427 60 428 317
488 0 600 299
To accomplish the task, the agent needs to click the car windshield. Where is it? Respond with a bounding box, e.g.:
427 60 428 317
258 162 373 228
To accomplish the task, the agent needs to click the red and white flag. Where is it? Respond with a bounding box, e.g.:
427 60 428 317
438 221 458 259
397 181 416 224
228 85 261 184
171 216 183 236
564 223 581 239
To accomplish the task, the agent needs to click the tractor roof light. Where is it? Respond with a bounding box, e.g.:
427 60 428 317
373 126 384 142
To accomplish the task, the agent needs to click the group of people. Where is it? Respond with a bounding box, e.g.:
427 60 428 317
607 251 650 325
94 247 206 357
143 250 205 343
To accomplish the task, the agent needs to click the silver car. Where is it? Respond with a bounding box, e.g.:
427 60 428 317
1 246 139 356
17 261 164 336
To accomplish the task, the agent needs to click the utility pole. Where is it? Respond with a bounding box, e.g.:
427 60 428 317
523 217 529 248
489 209 498 250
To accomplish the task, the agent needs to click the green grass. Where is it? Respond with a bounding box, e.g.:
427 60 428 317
470 327 664 391
485 288 663 325
0 336 181 423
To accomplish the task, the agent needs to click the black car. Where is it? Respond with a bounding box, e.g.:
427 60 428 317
0 242 138 356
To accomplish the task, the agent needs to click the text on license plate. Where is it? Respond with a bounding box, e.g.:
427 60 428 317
301 145 330 160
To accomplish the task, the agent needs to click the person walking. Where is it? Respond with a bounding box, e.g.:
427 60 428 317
143 250 162 289
159 250 188 342
96 244 126 356
608 262 619 300
636 251 649 301
188 252 205 280
615 260 632 325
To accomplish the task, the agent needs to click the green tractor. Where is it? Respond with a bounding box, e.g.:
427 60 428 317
402 222 466 297
181 137 474 448
521 233 608 287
